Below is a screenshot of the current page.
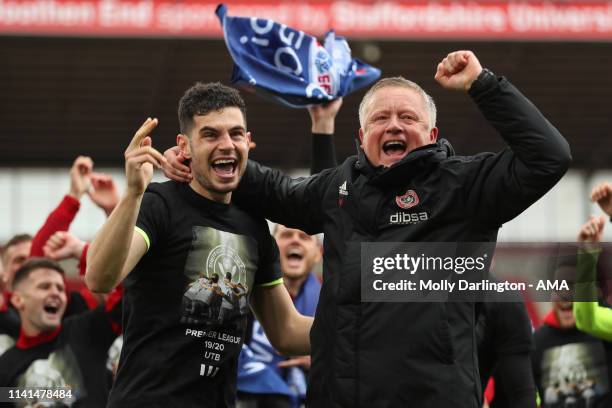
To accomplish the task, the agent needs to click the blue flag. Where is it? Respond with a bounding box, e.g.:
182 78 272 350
237 344 294 397
216 4 381 108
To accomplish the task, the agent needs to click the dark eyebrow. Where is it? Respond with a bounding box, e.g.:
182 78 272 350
199 125 246 134
199 126 219 134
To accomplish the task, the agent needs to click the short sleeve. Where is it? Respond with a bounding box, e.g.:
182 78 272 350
253 228 283 287
135 190 170 252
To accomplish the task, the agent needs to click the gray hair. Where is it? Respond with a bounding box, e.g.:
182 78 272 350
358 77 437 131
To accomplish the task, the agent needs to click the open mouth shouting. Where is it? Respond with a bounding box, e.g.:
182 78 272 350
382 140 408 161
42 298 63 321
285 247 305 270
211 158 238 180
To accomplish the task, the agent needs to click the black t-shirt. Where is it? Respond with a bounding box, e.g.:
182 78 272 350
108 181 282 408
0 305 121 408
532 322 612 408
0 306 20 348
0 303 17 361
477 298 534 386
476 292 535 408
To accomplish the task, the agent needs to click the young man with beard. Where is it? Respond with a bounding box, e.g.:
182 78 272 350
167 51 571 406
0 258 122 408
86 82 312 407
0 156 119 348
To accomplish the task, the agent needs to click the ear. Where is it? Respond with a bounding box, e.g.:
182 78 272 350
429 127 439 143
177 134 192 160
246 131 252 145
358 128 365 148
10 291 24 311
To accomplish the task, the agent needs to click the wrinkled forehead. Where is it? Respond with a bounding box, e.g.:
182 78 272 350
362 86 429 124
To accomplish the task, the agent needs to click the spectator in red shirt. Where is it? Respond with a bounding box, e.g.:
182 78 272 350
1 155 119 340
0 257 122 407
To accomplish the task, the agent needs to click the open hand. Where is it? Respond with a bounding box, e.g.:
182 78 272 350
88 173 119 216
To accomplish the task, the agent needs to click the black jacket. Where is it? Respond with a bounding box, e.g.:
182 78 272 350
235 73 571 408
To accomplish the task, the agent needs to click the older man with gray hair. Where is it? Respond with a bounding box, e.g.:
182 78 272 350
165 50 571 407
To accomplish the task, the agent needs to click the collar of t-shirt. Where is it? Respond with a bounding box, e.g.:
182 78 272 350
179 182 232 212
16 326 61 349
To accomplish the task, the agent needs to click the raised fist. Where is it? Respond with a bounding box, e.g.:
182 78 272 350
434 50 483 92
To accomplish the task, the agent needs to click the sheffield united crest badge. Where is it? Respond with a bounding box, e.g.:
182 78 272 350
396 190 419 209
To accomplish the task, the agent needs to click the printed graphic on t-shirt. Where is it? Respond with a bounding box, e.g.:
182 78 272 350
16 346 84 406
540 342 609 407
181 227 257 326
180 227 258 378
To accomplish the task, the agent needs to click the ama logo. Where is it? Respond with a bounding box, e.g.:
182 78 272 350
396 190 419 209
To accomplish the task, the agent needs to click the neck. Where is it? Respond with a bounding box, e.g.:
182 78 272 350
189 180 231 204
284 274 308 298
21 319 44 337
17 324 61 349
